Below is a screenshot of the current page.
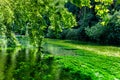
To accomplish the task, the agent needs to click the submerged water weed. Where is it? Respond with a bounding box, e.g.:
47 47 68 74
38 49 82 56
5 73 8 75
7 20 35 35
43 39 120 80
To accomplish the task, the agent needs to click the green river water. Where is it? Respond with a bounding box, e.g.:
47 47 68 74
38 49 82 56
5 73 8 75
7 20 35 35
0 43 75 80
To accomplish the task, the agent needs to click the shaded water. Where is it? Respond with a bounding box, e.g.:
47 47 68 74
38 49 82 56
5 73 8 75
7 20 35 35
0 43 82 80
0 47 57 80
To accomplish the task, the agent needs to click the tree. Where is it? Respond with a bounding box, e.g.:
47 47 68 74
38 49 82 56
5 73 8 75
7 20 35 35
0 0 77 48
0 0 20 48
69 0 113 25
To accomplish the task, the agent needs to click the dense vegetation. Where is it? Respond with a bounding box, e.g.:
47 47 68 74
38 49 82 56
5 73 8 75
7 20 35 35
0 0 120 47
0 0 76 48
43 39 120 80
46 0 120 45
0 0 120 80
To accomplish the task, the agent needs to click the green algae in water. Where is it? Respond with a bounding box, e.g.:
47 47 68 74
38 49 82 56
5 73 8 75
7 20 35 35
0 48 57 80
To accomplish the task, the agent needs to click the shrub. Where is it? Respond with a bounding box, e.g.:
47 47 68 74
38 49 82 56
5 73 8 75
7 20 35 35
60 27 90 41
60 29 71 39
65 29 79 40
104 26 120 45
85 23 107 41
46 29 62 39
104 11 120 45
85 11 120 45
46 29 56 39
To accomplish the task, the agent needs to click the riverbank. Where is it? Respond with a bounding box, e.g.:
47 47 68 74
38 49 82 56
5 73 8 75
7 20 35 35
43 39 120 80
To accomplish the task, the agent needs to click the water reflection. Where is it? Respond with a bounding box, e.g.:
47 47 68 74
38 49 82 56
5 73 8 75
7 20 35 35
0 47 55 80
0 48 19 80
0 43 79 80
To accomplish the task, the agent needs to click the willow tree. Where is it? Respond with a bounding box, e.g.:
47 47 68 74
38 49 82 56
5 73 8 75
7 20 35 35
13 0 76 48
12 0 46 48
0 0 21 48
0 0 76 48
48 0 77 38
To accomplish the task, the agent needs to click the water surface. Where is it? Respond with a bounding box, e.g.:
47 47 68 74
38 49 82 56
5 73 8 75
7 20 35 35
0 47 55 80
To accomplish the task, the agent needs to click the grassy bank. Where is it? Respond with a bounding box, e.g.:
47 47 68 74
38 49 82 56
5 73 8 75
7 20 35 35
44 39 120 80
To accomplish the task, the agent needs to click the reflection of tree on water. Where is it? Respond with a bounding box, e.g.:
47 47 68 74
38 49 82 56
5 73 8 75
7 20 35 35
0 47 6 80
4 48 20 80
13 48 56 80
0 47 20 80
0 47 57 80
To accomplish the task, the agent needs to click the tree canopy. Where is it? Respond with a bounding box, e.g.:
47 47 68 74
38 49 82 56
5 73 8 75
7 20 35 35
0 0 77 47
0 0 120 47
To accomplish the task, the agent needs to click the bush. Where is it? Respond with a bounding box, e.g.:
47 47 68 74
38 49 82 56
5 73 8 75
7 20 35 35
85 11 120 45
46 29 56 39
85 23 107 41
105 26 120 45
60 27 90 41
46 29 62 39
60 29 71 39
61 29 78 40
65 29 79 40
104 11 120 45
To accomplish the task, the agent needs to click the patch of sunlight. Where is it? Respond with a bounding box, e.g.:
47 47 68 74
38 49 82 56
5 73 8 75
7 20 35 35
114 78 119 80
69 44 120 57
46 39 120 57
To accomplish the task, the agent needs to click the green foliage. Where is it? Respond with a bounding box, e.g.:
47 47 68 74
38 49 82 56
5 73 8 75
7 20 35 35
70 0 113 25
46 29 61 39
14 56 56 80
95 0 113 25
114 0 120 10
82 0 120 45
0 48 59 80
45 39 120 80
85 23 106 41
48 0 77 37
85 11 120 45
78 10 94 27
108 10 120 26
61 28 88 40
0 0 77 47
65 29 79 40
12 0 47 47
70 0 91 8
104 11 120 44
0 0 20 47
0 0 14 24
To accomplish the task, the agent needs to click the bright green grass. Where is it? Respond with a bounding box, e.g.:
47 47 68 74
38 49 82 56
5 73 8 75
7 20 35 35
44 39 120 80
44 39 120 57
